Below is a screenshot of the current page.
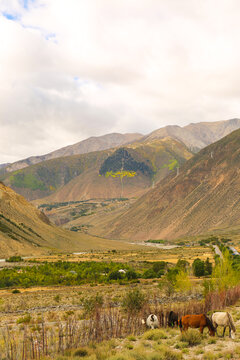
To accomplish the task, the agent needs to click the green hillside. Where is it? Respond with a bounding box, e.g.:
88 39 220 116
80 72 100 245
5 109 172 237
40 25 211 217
1 138 192 202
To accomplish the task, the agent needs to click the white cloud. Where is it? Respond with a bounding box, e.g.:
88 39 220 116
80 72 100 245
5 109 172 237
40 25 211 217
1 0 240 162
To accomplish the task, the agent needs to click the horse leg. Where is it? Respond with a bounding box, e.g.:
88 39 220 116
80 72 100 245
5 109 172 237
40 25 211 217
200 326 204 334
222 326 226 337
229 326 231 338
215 324 219 337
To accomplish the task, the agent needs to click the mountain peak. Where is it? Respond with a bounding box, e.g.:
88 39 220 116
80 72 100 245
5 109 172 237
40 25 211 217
106 128 240 241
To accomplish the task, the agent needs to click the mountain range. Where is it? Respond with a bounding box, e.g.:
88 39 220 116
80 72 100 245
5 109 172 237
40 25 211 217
3 118 240 174
1 137 192 202
141 118 240 151
104 128 240 241
1 117 240 256
2 118 240 204
4 133 143 173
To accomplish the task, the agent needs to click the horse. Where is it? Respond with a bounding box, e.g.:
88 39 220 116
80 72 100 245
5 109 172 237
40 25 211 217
142 314 159 329
211 312 236 339
168 311 178 327
179 314 215 336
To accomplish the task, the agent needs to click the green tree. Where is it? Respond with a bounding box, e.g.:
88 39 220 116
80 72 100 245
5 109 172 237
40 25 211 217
192 258 205 277
176 259 189 271
174 269 192 292
204 258 212 276
212 249 238 290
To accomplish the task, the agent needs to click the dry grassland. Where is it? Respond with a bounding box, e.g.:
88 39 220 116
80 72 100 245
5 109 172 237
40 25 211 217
30 246 213 265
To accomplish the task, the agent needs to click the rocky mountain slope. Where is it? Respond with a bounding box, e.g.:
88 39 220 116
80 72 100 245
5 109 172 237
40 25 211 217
0 181 80 256
5 133 143 173
105 129 240 241
1 138 192 202
142 118 240 151
0 182 142 257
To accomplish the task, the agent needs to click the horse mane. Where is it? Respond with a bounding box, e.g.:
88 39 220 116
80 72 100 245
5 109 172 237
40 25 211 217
227 312 236 332
204 314 215 332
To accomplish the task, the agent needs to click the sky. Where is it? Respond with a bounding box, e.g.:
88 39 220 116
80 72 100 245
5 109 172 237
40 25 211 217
1 0 240 163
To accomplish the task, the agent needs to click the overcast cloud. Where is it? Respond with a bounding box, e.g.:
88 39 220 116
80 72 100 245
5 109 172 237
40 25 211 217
1 0 240 163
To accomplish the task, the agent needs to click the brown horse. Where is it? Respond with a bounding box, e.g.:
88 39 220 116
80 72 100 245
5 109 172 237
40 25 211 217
179 314 215 336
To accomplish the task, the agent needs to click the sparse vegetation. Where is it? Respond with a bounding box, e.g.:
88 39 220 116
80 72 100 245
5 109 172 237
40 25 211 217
6 255 23 262
180 329 202 346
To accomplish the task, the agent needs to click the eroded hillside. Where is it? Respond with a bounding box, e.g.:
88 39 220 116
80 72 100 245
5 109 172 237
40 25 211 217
2 138 192 202
104 129 240 240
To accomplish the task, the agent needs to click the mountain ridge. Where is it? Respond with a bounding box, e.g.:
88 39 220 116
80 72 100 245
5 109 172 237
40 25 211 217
2 137 192 202
4 118 240 175
5 133 143 173
103 128 240 241
142 118 240 151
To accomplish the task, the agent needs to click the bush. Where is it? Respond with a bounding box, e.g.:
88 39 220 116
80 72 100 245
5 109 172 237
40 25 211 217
122 289 146 315
108 270 123 280
142 329 168 341
54 294 61 302
126 270 138 280
158 278 175 296
180 329 202 346
162 349 182 360
17 313 31 324
143 269 157 279
12 289 20 294
83 294 103 316
6 256 23 263
74 348 88 357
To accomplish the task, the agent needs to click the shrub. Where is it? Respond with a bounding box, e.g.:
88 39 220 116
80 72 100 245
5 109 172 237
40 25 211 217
142 329 168 341
158 278 175 296
127 335 137 341
6 256 23 263
17 313 31 324
74 348 88 357
126 270 138 280
12 289 20 294
180 329 202 346
203 353 218 360
54 295 60 302
122 289 146 315
108 270 123 280
83 294 104 316
143 269 157 279
162 349 183 360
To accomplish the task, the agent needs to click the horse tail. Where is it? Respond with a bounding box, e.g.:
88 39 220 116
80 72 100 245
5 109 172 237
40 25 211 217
204 315 215 332
227 312 236 332
168 311 173 325
179 317 182 330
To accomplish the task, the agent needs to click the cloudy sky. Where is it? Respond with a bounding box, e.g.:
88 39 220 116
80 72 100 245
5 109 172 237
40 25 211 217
1 0 240 163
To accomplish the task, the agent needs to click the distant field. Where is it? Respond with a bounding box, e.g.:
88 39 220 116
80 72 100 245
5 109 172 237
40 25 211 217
28 246 214 264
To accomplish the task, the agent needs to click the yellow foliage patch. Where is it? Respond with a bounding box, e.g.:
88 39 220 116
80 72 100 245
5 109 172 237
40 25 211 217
105 171 136 179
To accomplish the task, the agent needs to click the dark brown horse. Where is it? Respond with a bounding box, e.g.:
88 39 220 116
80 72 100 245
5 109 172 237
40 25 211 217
179 314 215 336
168 311 178 327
